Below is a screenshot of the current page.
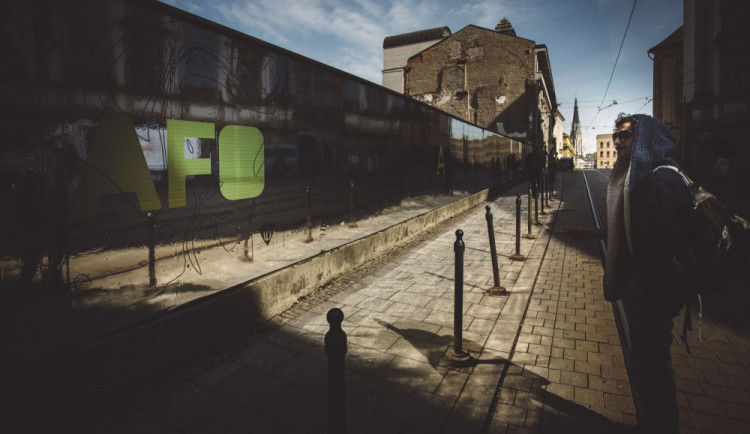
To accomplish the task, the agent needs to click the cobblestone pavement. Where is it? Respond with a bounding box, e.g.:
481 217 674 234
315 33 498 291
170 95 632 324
71 171 749 433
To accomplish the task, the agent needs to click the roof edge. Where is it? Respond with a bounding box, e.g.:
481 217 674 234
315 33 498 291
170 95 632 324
383 27 451 48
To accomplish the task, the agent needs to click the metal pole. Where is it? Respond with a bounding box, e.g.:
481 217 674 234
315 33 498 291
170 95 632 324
447 230 473 366
550 170 556 200
511 193 525 261
524 185 536 239
540 175 547 215
325 308 347 434
485 206 507 294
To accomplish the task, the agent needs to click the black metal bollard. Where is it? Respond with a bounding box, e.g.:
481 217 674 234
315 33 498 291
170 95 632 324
447 230 473 366
147 212 157 286
545 173 551 207
325 308 347 434
540 175 547 215
511 194 526 261
550 171 556 200
485 206 507 294
524 184 536 239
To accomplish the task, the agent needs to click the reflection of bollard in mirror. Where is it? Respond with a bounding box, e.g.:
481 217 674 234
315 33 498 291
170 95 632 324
325 308 347 434
511 193 526 261
147 211 157 286
348 180 358 228
446 230 474 366
485 206 507 295
305 185 314 243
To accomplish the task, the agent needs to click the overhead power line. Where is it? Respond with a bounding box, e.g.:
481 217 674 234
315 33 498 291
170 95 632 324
591 0 638 125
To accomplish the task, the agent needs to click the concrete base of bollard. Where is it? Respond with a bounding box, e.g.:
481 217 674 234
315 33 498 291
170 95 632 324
446 349 474 367
510 253 526 261
487 285 508 295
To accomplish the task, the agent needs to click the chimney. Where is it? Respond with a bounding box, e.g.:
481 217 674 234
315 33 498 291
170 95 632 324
495 18 516 37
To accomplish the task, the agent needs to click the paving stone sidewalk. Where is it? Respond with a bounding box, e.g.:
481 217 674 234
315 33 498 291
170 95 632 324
77 172 642 434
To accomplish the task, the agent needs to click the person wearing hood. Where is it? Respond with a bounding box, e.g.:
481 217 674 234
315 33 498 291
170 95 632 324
564 114 692 433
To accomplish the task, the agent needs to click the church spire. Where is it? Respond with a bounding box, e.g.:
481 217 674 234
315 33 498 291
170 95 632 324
571 98 583 159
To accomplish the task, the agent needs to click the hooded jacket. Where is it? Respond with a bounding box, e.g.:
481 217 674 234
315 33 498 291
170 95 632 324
603 115 692 311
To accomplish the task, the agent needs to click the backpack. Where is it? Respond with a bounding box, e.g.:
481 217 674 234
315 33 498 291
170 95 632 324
653 166 750 344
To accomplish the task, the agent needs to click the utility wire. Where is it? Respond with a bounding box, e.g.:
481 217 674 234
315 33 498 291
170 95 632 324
591 0 638 125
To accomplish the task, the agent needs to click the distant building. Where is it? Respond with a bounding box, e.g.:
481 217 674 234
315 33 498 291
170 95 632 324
561 133 574 158
553 108 565 157
595 133 616 169
383 18 557 156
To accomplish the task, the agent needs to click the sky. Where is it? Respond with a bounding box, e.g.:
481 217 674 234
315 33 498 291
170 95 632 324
161 0 683 154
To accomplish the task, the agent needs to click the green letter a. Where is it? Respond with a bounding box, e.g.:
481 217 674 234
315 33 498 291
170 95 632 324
70 114 161 219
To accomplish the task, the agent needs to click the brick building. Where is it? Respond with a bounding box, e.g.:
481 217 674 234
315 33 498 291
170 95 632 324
383 18 558 154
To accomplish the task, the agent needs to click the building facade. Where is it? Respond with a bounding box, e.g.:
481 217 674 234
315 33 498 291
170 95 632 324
595 133 616 169
553 108 565 156
650 0 749 218
561 133 574 158
384 19 557 156
648 27 683 147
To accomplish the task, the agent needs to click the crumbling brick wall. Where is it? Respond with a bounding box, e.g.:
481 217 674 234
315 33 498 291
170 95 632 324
405 25 536 140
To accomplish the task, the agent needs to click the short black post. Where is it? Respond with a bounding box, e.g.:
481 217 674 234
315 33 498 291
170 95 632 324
325 308 347 434
550 171 556 200
534 180 541 224
511 194 526 261
524 185 536 239
540 175 547 215
545 173 551 207
485 206 507 295
447 230 473 366
305 185 314 243
147 212 157 286
348 180 357 228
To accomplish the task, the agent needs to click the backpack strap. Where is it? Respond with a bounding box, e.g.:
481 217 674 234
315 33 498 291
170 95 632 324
653 165 694 188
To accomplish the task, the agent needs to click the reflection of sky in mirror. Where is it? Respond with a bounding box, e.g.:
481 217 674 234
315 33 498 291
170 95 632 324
164 0 682 154
450 118 487 142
